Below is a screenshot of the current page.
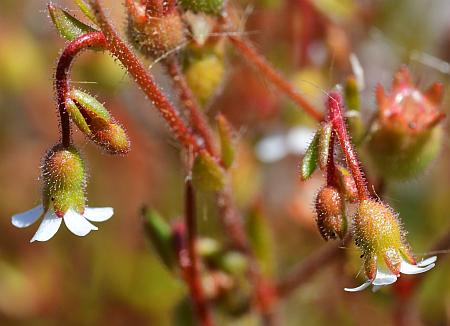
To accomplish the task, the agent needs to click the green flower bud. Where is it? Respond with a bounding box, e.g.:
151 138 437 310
314 186 347 240
66 89 130 155
216 114 235 169
367 67 445 180
182 43 225 105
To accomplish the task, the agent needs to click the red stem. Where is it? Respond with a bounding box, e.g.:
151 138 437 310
327 92 370 200
54 31 107 148
185 178 214 326
165 56 219 159
228 36 324 122
89 0 201 153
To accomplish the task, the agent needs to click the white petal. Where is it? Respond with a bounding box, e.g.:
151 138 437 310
400 260 435 275
30 209 62 242
12 205 44 228
64 209 98 237
372 269 397 286
344 280 372 292
417 256 437 267
83 207 114 222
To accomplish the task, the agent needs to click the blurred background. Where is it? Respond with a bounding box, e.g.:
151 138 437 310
0 0 450 325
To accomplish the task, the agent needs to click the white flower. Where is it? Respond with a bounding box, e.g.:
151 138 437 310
345 255 437 292
12 204 113 242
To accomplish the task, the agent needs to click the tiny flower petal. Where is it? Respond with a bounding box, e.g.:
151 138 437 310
31 209 63 242
83 207 114 222
400 260 435 275
372 270 397 286
417 256 437 267
64 209 98 236
12 205 44 228
344 280 372 292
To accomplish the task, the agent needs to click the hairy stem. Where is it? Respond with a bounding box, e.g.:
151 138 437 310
228 36 324 122
165 56 219 159
327 92 369 200
89 0 201 153
55 31 107 147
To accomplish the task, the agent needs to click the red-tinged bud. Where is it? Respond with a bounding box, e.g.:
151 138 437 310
126 0 186 58
66 89 131 154
368 66 445 180
314 186 347 240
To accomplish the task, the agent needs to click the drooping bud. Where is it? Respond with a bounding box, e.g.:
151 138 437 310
368 66 445 180
314 186 347 240
66 89 130 154
41 144 86 217
126 0 186 58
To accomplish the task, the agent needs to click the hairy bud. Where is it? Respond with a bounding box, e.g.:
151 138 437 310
66 89 130 154
314 186 347 240
126 0 186 58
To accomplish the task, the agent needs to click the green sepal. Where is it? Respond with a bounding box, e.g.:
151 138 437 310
318 122 332 171
300 130 320 180
217 114 235 169
68 89 111 122
142 208 176 270
74 0 97 24
48 3 96 41
192 151 225 192
65 98 92 135
246 205 274 277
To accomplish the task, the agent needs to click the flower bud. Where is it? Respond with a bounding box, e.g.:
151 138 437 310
334 165 358 203
314 186 347 240
41 144 86 217
367 66 445 180
126 0 186 58
183 43 225 105
66 89 130 154
216 114 235 169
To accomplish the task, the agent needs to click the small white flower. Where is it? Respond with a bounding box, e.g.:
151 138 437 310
12 204 113 242
345 255 437 292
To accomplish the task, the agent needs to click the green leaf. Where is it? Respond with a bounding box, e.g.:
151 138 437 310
48 3 96 41
300 131 319 180
318 122 332 171
192 151 225 192
217 114 235 169
74 0 97 24
142 209 175 270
